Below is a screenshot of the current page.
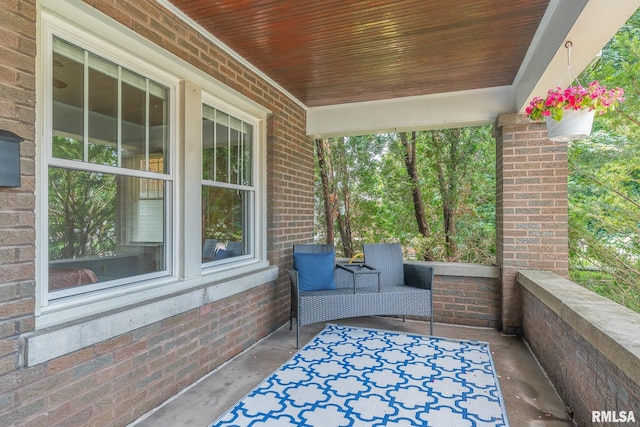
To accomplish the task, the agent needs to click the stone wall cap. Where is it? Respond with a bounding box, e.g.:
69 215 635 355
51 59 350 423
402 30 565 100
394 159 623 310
517 269 640 386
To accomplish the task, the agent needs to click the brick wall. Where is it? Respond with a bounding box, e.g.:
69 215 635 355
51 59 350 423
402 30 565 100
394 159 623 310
494 114 569 334
432 274 501 329
5 285 288 426
0 0 39 423
0 0 313 425
521 283 640 427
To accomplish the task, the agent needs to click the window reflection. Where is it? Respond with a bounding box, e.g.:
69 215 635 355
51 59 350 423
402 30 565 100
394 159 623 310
49 36 171 293
48 167 166 291
202 105 253 263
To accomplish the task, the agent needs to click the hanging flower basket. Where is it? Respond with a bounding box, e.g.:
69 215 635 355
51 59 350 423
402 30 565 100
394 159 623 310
525 81 625 142
545 108 595 142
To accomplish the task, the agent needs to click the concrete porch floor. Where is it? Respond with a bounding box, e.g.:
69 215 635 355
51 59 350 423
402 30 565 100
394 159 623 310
130 317 575 427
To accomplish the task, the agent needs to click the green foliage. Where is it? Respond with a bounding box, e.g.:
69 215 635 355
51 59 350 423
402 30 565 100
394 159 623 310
568 9 640 313
202 146 245 243
202 187 245 243
569 268 640 313
418 127 496 262
314 128 496 264
49 136 118 260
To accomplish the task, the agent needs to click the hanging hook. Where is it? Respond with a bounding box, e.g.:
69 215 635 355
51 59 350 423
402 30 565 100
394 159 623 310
565 41 573 68
557 40 581 88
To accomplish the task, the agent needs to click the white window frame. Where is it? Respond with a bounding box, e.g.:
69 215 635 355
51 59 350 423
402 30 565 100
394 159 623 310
200 96 259 266
45 35 175 300
34 1 271 336
39 12 179 309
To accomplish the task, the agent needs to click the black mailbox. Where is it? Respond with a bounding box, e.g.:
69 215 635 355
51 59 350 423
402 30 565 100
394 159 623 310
0 130 23 187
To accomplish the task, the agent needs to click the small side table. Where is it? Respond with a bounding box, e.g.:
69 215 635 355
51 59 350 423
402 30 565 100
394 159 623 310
336 263 381 293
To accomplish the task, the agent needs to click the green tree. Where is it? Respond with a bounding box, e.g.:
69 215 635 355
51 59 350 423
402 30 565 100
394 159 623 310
421 127 495 262
314 128 496 265
49 136 118 259
399 131 434 261
315 134 411 255
568 8 640 312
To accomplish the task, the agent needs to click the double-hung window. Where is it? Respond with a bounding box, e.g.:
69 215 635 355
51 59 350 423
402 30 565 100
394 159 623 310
201 104 254 264
46 36 173 298
37 2 269 337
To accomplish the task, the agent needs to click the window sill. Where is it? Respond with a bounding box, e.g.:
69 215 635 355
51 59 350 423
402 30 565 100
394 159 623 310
21 265 278 367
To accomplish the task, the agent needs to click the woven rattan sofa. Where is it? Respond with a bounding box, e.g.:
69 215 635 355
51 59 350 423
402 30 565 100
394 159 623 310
288 243 434 348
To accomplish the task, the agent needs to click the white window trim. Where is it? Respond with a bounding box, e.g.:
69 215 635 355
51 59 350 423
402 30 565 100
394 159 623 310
200 94 260 265
34 0 271 339
39 12 180 314
45 70 176 299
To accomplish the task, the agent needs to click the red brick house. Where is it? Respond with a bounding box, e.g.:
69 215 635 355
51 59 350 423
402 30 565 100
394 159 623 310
1 1 639 425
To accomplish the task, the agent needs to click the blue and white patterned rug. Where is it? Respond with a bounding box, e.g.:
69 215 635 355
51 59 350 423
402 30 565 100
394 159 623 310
211 324 510 427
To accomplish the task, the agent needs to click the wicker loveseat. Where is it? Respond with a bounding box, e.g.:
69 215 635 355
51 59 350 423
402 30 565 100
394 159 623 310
288 243 434 348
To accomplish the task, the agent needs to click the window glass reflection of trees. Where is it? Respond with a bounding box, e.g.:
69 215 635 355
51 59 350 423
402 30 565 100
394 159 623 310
201 105 253 262
49 36 170 292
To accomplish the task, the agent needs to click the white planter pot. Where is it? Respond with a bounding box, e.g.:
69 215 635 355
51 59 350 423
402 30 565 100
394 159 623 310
545 109 595 142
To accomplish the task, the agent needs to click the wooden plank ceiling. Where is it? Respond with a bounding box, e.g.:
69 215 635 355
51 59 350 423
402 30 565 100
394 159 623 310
170 0 549 107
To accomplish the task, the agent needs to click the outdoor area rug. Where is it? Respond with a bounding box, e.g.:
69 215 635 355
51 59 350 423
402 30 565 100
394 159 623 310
210 324 510 427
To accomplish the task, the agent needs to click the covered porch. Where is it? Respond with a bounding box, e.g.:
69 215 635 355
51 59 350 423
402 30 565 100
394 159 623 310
1 1 639 426
128 267 640 427
131 317 575 427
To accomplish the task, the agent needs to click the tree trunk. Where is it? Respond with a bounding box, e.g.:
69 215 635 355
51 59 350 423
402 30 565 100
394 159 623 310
315 137 354 257
437 162 459 261
335 137 354 258
315 138 335 245
431 129 463 262
400 132 433 261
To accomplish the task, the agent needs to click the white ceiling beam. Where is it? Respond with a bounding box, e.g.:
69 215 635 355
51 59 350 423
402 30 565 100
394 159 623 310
307 86 514 138
513 0 586 112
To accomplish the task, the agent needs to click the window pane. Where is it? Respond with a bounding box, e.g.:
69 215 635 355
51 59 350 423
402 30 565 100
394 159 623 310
229 116 241 184
121 69 146 169
149 81 169 173
120 75 170 173
242 122 252 186
88 53 118 166
51 37 170 173
48 167 167 291
202 106 253 185
202 105 215 181
215 110 229 182
201 186 251 262
52 38 84 160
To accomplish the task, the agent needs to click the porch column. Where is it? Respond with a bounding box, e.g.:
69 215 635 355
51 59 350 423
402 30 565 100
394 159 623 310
493 113 569 335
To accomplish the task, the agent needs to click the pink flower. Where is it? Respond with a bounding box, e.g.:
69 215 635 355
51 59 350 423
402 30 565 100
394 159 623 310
525 81 625 122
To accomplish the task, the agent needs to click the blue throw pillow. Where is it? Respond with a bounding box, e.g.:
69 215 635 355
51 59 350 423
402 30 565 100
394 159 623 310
293 252 336 292
214 249 233 260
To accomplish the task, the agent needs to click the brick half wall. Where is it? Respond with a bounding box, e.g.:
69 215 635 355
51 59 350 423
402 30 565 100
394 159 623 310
419 262 501 329
519 270 640 427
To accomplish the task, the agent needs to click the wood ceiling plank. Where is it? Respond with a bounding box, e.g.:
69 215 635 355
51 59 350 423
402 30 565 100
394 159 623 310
169 0 549 106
